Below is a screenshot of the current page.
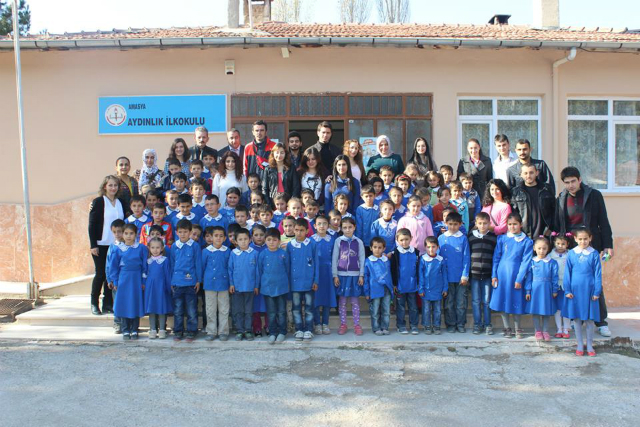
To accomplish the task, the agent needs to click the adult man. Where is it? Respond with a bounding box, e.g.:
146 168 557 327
510 164 555 239
506 139 555 194
218 128 245 162
287 131 303 171
492 134 518 183
243 120 276 176
555 166 614 337
189 126 218 162
310 121 341 169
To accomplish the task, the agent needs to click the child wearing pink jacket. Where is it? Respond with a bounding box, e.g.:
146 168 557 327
481 179 512 235
397 195 434 254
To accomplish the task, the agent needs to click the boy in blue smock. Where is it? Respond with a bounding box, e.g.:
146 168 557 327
105 219 125 332
390 228 420 334
364 237 394 335
228 228 259 341
288 218 319 342
419 236 449 335
190 178 207 222
125 195 149 241
171 194 198 242
169 219 203 342
221 187 241 225
311 215 337 335
437 212 471 333
370 199 398 257
355 185 379 257
201 226 231 341
259 228 291 344
200 194 228 231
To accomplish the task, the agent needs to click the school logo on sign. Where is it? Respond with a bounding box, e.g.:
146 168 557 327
105 104 127 126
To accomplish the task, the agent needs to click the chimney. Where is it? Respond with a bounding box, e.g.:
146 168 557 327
533 0 559 29
488 14 511 25
228 0 239 29
243 0 273 26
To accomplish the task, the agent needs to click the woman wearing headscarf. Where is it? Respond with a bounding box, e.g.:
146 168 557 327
138 148 165 189
407 137 437 177
365 135 405 176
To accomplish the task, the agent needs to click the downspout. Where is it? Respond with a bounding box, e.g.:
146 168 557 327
552 47 577 185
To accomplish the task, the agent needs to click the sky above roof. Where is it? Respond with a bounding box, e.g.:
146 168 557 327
28 0 640 34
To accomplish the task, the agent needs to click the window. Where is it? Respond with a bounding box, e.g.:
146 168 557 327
458 98 541 160
568 99 640 191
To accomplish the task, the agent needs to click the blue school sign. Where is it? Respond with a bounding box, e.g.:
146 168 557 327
98 95 227 135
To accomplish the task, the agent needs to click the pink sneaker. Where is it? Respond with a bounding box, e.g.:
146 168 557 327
338 324 348 335
542 332 551 342
534 331 543 341
354 325 363 336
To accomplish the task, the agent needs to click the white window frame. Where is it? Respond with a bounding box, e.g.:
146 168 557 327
568 97 640 193
457 96 542 160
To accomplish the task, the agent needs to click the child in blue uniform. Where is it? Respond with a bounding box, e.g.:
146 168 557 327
370 200 398 256
388 187 407 222
164 190 179 223
259 228 290 344
525 237 559 342
169 219 203 342
449 182 470 232
105 219 125 332
221 187 241 225
171 194 198 242
312 215 337 335
190 178 207 222
419 236 449 335
490 213 533 339
332 217 365 336
144 238 173 339
272 193 288 226
562 228 602 357
550 234 571 339
201 226 231 341
200 194 228 232
125 195 149 241
364 237 394 335
391 228 420 335
107 224 148 340
250 225 268 337
228 228 259 341
355 185 379 256
438 212 471 333
288 218 319 341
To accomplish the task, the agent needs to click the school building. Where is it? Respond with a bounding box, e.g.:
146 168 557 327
0 17 639 305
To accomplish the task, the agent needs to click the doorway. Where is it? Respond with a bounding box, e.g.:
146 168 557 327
288 120 344 153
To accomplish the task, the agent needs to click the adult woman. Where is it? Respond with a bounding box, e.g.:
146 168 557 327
457 138 493 197
481 179 512 235
365 135 405 176
298 147 329 208
115 156 138 207
163 137 192 177
262 143 301 206
407 137 437 177
88 175 130 315
138 148 164 189
324 154 361 214
212 151 248 208
343 139 366 184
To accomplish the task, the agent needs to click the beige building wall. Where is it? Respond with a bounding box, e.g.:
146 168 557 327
0 45 638 305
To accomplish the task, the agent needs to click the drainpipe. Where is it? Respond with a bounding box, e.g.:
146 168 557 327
552 47 577 186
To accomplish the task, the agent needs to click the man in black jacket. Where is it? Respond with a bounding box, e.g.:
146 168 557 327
189 126 218 162
217 128 245 163
555 166 614 336
310 121 341 169
510 164 555 239
506 139 555 194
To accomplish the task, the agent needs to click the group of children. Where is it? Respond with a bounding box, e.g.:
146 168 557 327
105 154 602 356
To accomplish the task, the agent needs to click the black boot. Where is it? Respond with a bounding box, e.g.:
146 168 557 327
91 305 102 315
102 305 114 314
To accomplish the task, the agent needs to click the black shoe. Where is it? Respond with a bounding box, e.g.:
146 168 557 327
91 305 102 315
102 306 114 314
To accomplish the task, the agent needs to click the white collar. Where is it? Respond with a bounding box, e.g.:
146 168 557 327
175 239 194 249
258 221 276 228
342 212 353 218
117 242 139 251
273 210 285 216
431 186 440 192
128 214 148 223
444 230 463 237
290 238 310 248
204 213 223 221
396 205 406 212
192 199 206 208
472 230 488 239
408 211 425 220
422 254 443 262
328 229 337 235
206 245 228 252
359 204 378 210
148 255 167 264
233 247 254 255
551 249 566 258
573 246 595 255
166 206 178 214
176 212 195 220
506 232 526 242
533 255 552 263
378 218 397 227
396 246 415 254
368 255 388 262
312 234 332 242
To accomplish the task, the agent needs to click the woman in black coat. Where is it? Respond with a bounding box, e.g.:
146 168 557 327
88 175 130 315
457 138 493 197
262 143 301 206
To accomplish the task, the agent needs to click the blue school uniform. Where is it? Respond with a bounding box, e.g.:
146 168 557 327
201 168 212 180
363 255 393 299
201 245 231 291
125 214 150 241
144 256 173 315
169 239 202 286
433 222 467 238
304 216 317 233
171 212 198 240
165 206 179 223
287 238 319 292
191 199 207 222
200 213 228 232
355 204 379 247
525 256 559 316
272 210 286 227
250 243 267 312
391 247 419 293
418 254 449 301
332 235 365 297
258 248 290 297
107 242 147 319
324 177 361 214
562 247 602 322
550 249 568 310
450 198 470 232
421 204 434 225
373 191 388 206
312 233 337 308
437 231 471 283
489 232 533 315
464 189 482 223
370 218 398 253
228 247 259 293
392 205 407 222
221 206 236 225
401 193 412 207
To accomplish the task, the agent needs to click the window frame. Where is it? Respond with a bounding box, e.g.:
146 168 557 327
457 96 542 160
567 97 640 193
